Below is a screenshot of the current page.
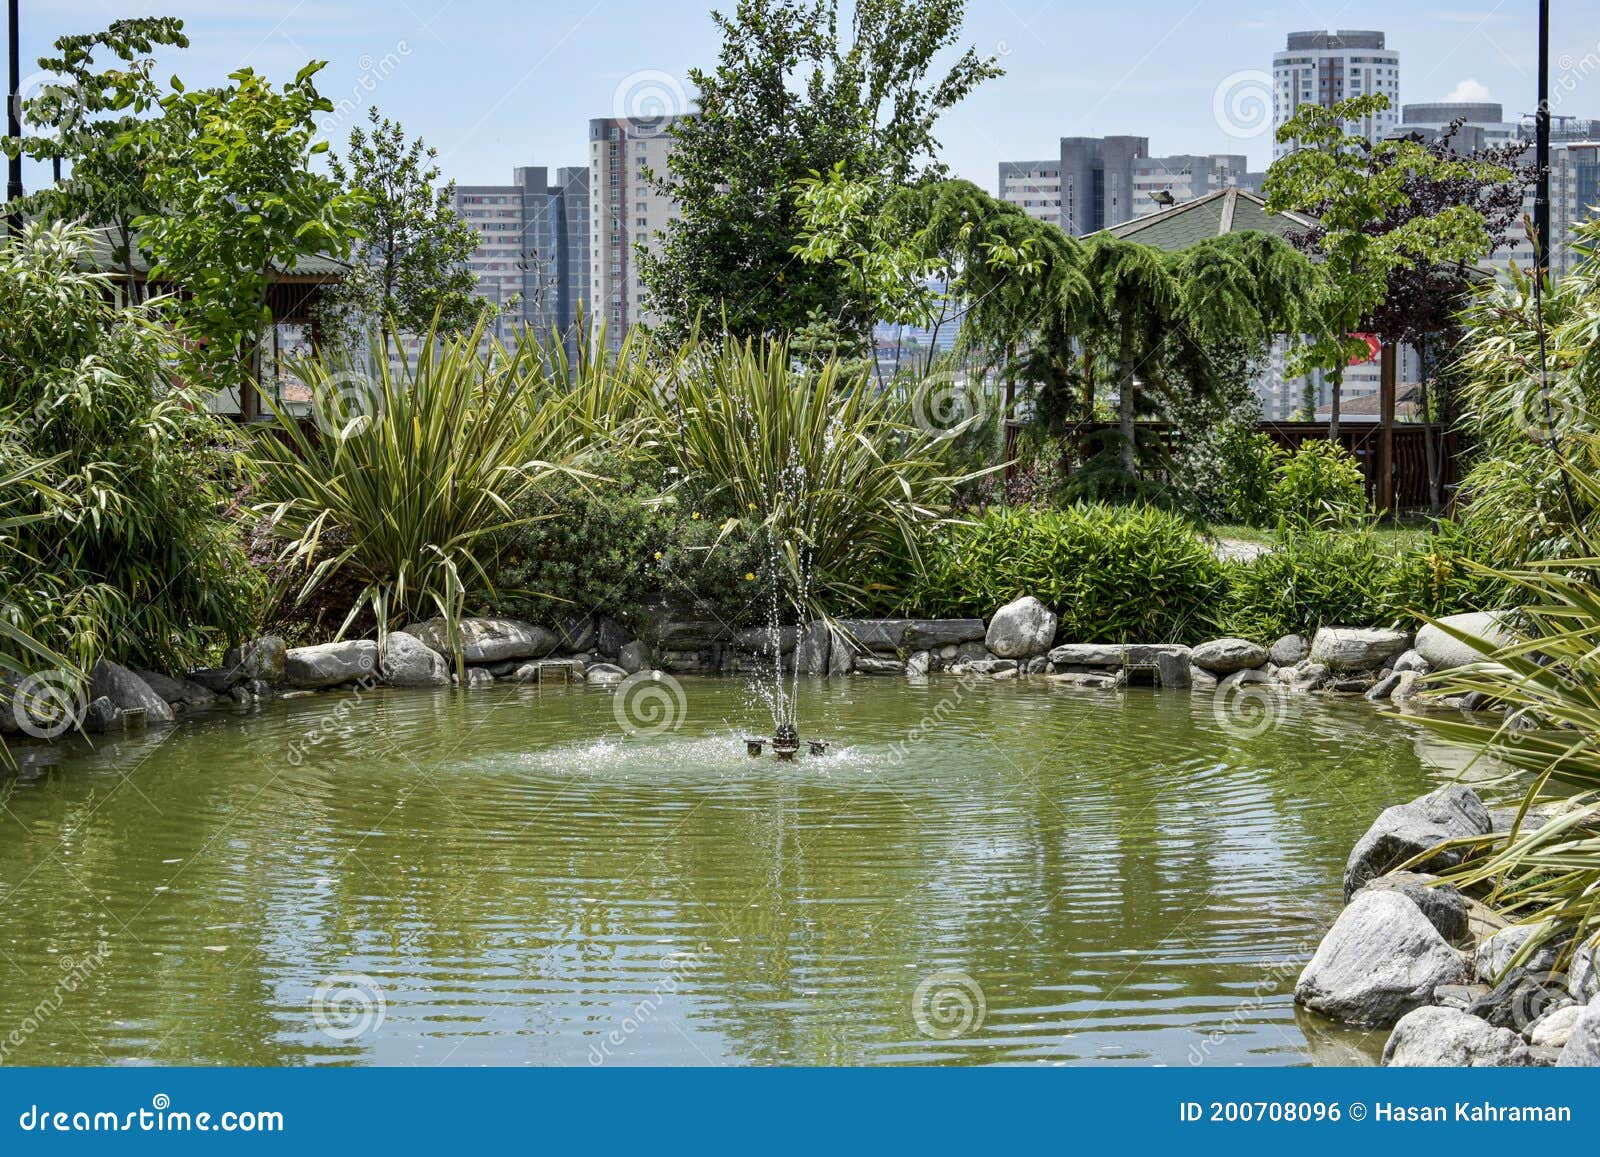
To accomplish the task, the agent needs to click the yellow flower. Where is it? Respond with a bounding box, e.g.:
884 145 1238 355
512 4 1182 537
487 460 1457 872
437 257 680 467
691 511 702 521
745 573 757 582
654 552 663 561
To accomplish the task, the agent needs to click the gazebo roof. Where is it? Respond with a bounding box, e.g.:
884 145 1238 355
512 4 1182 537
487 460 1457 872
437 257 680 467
77 224 351 282
1097 188 1319 252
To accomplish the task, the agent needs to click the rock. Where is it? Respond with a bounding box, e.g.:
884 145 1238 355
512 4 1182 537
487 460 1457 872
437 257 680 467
828 642 855 677
513 659 586 684
1356 872 1471 944
404 617 560 664
1433 983 1491 1011
223 636 288 686
1189 666 1219 691
1310 628 1411 674
1025 656 1050 676
462 667 497 689
1047 644 1126 668
1476 924 1563 984
188 667 241 695
1415 611 1515 672
1468 968 1574 1032
967 658 1018 676
1529 1004 1585 1049
618 640 650 676
1343 784 1492 901
1191 638 1270 675
906 651 932 677
954 640 989 665
734 626 800 656
985 597 1058 660
1296 890 1470 1027
284 641 379 690
595 616 631 659
1289 661 1330 692
1571 942 1598 1003
81 696 122 734
1383 1006 1534 1067
1155 650 1192 689
380 632 450 689
1270 635 1311 667
230 680 273 704
854 656 905 676
1327 676 1375 694
1049 672 1121 690
796 622 831 676
585 663 627 685
135 670 218 712
89 661 175 726
1393 650 1432 675
1219 667 1272 690
1555 999 1600 1066
1389 670 1425 706
834 619 987 655
1366 673 1403 702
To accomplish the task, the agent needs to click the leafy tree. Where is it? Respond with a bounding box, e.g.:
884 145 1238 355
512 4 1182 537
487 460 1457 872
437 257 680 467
0 17 189 299
134 62 360 408
1264 94 1509 437
321 108 485 343
640 0 1001 343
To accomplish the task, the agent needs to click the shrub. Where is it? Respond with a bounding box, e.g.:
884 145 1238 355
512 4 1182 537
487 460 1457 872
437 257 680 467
1222 528 1402 640
1271 440 1369 529
897 504 1227 644
1174 420 1284 528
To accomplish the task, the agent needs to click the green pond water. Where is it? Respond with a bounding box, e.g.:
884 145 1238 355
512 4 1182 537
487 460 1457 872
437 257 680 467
0 676 1478 1067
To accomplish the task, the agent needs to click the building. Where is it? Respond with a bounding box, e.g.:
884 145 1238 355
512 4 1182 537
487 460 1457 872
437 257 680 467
1000 139 1264 235
1273 30 1401 160
588 116 683 345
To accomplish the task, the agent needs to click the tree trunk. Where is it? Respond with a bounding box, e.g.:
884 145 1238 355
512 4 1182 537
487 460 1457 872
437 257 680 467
1118 317 1137 476
1328 366 1343 442
1418 337 1443 515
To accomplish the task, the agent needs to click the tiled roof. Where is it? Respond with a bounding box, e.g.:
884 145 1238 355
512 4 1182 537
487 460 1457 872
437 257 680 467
1097 189 1319 251
77 225 351 279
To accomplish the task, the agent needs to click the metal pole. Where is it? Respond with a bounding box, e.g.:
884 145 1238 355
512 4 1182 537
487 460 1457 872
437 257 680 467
1535 0 1551 268
6 0 23 238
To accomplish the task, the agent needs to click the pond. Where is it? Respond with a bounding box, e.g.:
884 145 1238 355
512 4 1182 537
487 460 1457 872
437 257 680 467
0 677 1476 1067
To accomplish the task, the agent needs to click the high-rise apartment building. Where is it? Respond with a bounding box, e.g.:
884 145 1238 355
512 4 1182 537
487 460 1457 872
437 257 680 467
1060 135 1148 235
1273 31 1401 159
588 116 682 346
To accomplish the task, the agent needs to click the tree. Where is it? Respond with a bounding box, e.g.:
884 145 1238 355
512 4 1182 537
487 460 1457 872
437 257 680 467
639 0 1001 344
1264 94 1509 438
0 17 189 299
321 109 485 344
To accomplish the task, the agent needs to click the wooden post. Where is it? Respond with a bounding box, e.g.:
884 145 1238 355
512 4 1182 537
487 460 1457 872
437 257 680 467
1379 341 1397 517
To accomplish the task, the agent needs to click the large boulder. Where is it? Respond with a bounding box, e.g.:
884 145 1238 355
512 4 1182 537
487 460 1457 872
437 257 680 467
1269 634 1311 667
595 616 631 660
89 661 175 726
404 617 560 665
1556 999 1600 1066
985 597 1058 660
135 670 218 713
1343 785 1492 901
284 641 379 690
1356 872 1470 944
618 640 650 676
1310 628 1411 673
1571 942 1599 1004
1296 890 1471 1027
220 636 287 687
1382 1006 1534 1067
380 632 450 689
1529 1004 1586 1049
1191 638 1269 676
1415 611 1515 672
796 622 831 676
1475 923 1564 984
835 619 986 654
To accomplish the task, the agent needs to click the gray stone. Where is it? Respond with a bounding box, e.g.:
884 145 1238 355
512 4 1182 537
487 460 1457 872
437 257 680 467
1296 890 1471 1027
827 641 856 677
1269 635 1311 667
906 651 933 677
81 696 122 734
222 636 287 686
1389 670 1425 705
89 661 175 726
462 667 497 689
985 597 1058 660
1048 644 1126 668
1343 784 1493 901
734 626 800 656
1475 924 1563 984
796 622 831 676
968 659 1019 676
1219 666 1272 690
619 640 650 675
1433 983 1491 1011
1468 968 1574 1032
1328 676 1376 694
136 670 219 712
1025 656 1050 676
284 641 379 690
1555 999 1600 1066
1189 666 1219 691
1155 651 1192 689
1529 1004 1585 1049
596 616 631 659
380 632 450 689
1571 942 1598 1003
1356 872 1471 944
1393 650 1432 675
955 640 990 665
1049 672 1121 690
1289 661 1330 693
853 655 905 676
1310 628 1412 674
405 617 560 664
1366 673 1403 702
1191 638 1270 675
1415 612 1515 672
188 667 242 695
513 659 586 684
646 617 735 650
835 619 987 654
584 663 627 685
1383 1006 1534 1067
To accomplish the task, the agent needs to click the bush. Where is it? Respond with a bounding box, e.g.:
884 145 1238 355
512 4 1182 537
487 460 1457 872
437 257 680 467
1271 440 1369 529
897 504 1227 644
1174 421 1283 528
1223 528 1403 640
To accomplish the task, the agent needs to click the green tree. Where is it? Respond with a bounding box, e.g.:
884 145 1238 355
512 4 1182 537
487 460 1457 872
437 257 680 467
639 0 1001 343
1264 94 1506 437
321 108 485 343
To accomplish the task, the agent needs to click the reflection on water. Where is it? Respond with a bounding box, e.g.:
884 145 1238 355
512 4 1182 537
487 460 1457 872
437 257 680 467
0 678 1472 1066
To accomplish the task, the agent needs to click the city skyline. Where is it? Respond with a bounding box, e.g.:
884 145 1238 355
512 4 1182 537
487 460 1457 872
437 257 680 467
8 1 1599 196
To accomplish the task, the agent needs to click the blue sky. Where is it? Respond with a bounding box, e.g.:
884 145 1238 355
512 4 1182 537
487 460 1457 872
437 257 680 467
10 1 1600 193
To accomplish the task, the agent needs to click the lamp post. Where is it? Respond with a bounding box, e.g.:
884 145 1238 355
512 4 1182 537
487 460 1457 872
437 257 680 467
6 0 22 238
1535 0 1551 268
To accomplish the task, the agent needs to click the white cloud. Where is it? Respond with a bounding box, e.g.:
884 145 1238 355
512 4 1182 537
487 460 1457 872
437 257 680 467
1443 78 1493 101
